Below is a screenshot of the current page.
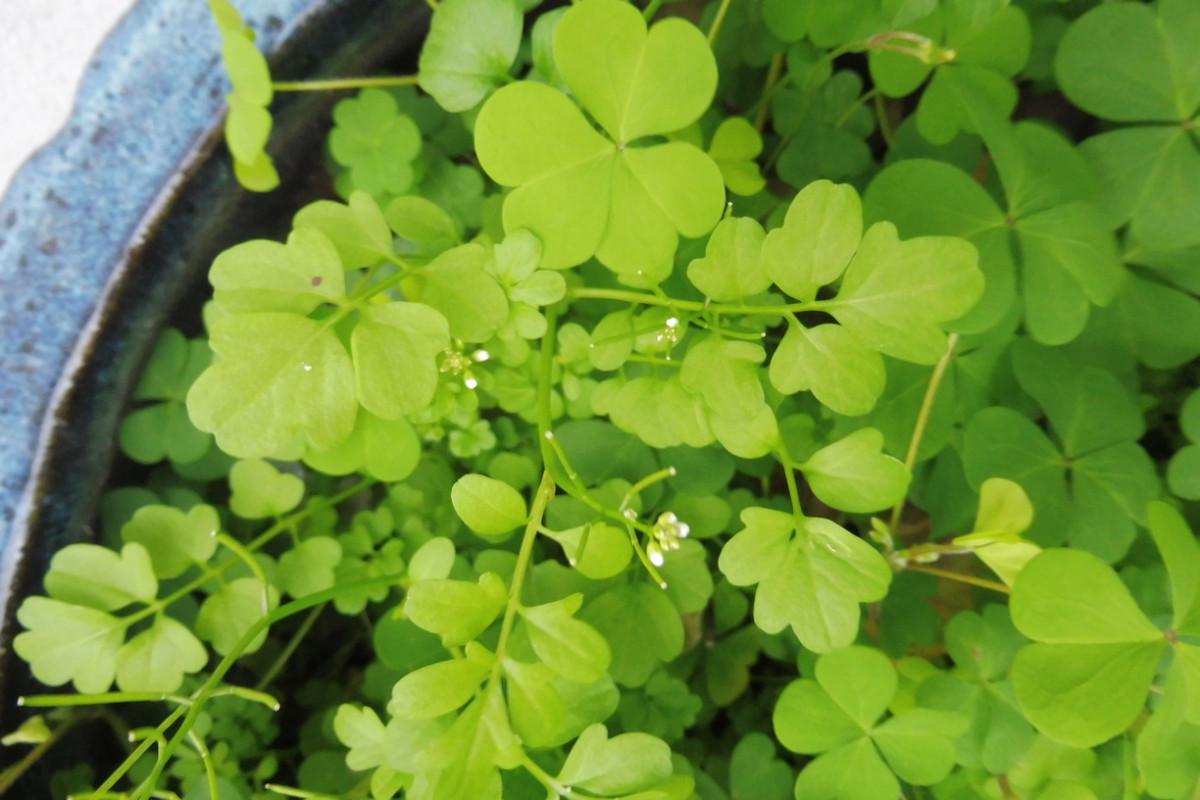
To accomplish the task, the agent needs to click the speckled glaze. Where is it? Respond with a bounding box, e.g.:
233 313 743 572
0 0 428 754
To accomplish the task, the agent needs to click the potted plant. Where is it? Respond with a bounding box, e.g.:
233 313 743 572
4 0 1200 798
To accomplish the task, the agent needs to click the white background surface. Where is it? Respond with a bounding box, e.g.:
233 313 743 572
0 1 140 196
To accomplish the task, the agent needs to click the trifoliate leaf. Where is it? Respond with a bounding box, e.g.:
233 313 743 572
761 179 862 303
872 708 969 786
824 221 982 364
475 0 723 276
329 90 421 200
729 732 792 800
800 428 910 513
229 459 304 519
718 508 891 652
277 536 343 598
953 478 1040 586
121 504 220 580
557 724 674 797
686 216 770 302
451 474 527 540
404 574 507 647
196 577 279 655
769 323 886 417
418 0 523 112
520 594 611 683
44 543 157 612
581 583 684 687
114 615 208 693
14 598 123 693
792 738 898 800
1137 668 1200 799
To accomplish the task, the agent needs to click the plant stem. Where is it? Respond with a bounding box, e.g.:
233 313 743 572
754 52 787 132
272 75 419 92
642 0 666 20
490 470 557 682
888 333 958 534
707 0 735 47
777 446 804 521
567 286 811 317
905 563 1009 594
254 603 326 692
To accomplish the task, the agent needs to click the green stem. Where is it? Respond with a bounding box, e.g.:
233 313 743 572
254 603 326 692
874 92 895 148
707 0 735 47
271 75 419 92
904 563 1009 594
186 731 219 800
753 52 787 133
642 0 666 20
490 470 557 685
777 445 804 521
521 752 581 799
567 286 811 317
887 333 958 535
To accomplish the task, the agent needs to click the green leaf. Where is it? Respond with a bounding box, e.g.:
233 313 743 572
403 244 508 343
195 577 278 656
709 117 766 196
119 403 211 466
679 335 766 422
520 594 611 684
792 738 898 800
657 539 713 614
1147 502 1200 635
706 626 759 707
228 459 304 519
303 407 421 482
1 715 52 747
557 723 674 797
555 0 715 143
114 615 208 693
768 323 886 417
825 221 983 364
44 543 157 612
581 583 683 687
334 705 387 771
544 523 632 580
418 0 523 112
686 216 770 302
1055 0 1200 123
872 709 969 785
953 478 1040 586
761 179 862 303
188 312 357 457
351 301 451 420
1137 667 1200 799
502 659 570 748
729 733 792 800
1011 549 1162 644
389 651 491 720
1012 641 1162 747
278 536 342 599
451 473 528 539
120 504 219 580
293 193 394 270
718 508 891 653
800 428 910 513
475 0 724 276
209 227 346 315
386 196 462 252
13 598 123 693
329 90 421 200
404 573 507 647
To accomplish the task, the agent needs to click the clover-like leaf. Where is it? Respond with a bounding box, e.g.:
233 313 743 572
557 723 674 797
229 459 304 519
329 89 421 200
303 407 421 483
350 301 451 421
761 179 862 303
402 244 508 343
277 536 343 598
770 322 885 417
520 594 611 684
13 598 124 694
953 478 1040 586
475 0 724 277
121 504 220 580
708 117 766 196
800 428 910 513
209 227 346 315
292 192 394 271
686 216 770 302
114 615 208 693
418 0 523 113
196 577 279 656
334 705 387 771
581 583 683 687
44 543 158 612
719 507 891 653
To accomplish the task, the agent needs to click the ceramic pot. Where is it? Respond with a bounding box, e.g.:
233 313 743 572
0 0 428 780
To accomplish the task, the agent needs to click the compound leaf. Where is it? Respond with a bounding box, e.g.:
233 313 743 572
350 301 451 420
418 0 523 112
14 598 124 694
44 543 157 612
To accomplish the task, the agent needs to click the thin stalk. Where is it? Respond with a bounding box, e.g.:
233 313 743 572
272 75 419 92
777 446 804 520
707 0 735 47
874 92 895 148
905 563 1009 594
888 333 958 535
254 603 326 691
567 286 814 317
642 0 666 20
754 53 787 133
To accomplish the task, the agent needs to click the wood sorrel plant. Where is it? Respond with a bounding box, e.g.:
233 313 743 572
6 0 1200 798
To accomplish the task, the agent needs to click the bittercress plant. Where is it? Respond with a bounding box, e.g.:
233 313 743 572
6 0 1200 799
